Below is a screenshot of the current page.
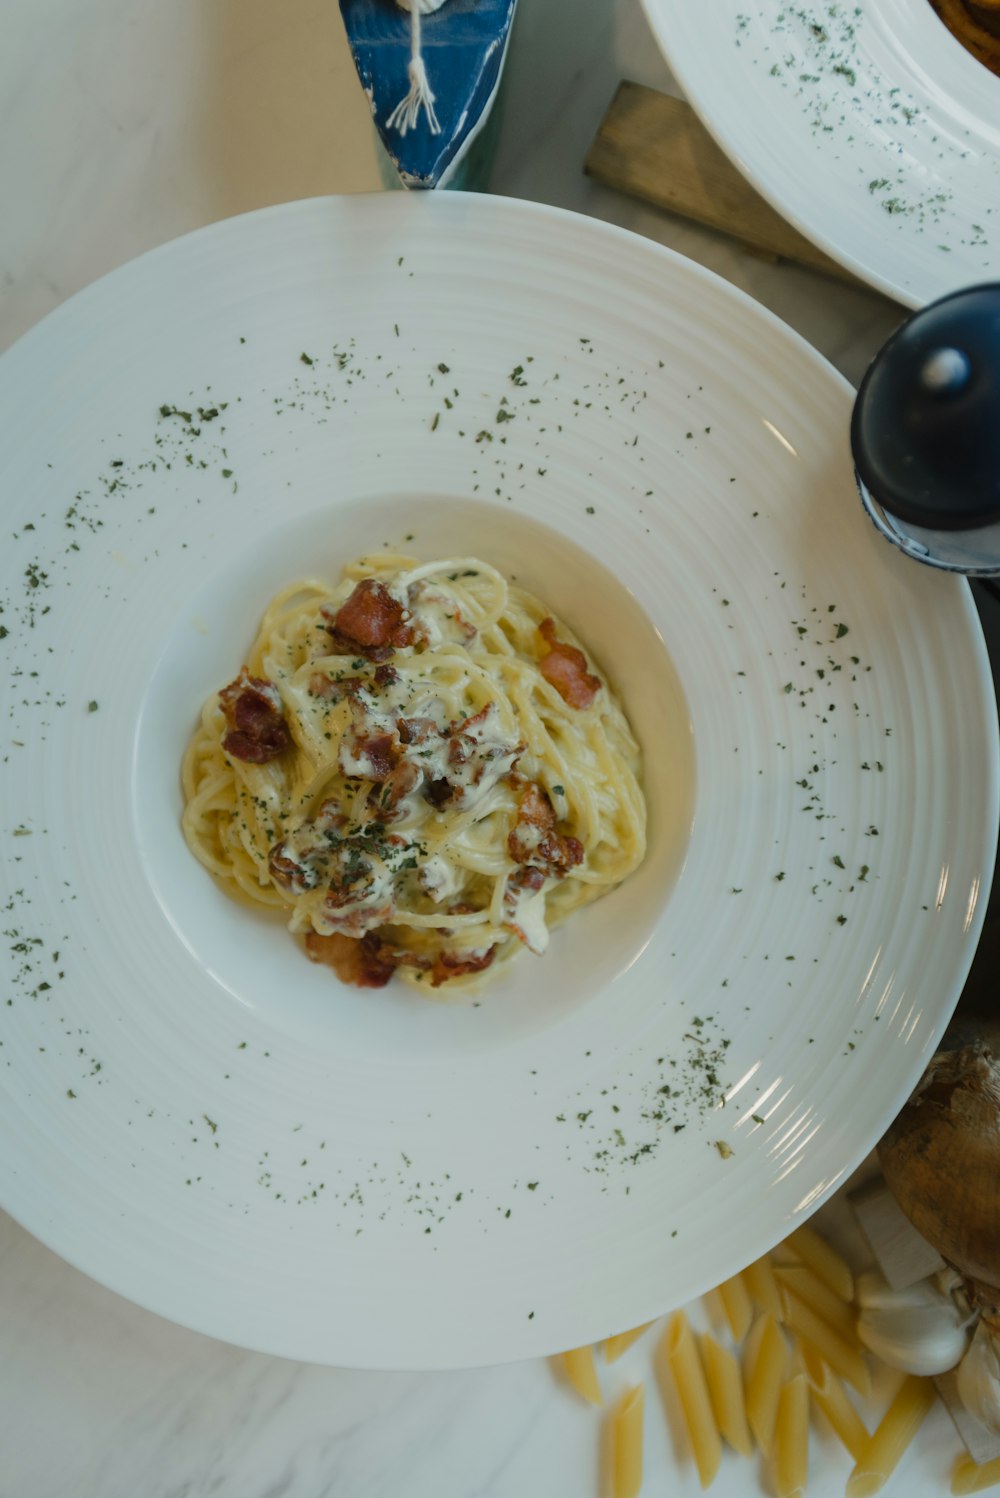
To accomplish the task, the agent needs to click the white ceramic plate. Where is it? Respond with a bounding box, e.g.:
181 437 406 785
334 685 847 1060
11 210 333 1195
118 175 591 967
642 0 1000 307
0 194 994 1370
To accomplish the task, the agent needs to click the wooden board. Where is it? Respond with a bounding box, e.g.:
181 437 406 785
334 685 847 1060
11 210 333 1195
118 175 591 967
585 81 861 285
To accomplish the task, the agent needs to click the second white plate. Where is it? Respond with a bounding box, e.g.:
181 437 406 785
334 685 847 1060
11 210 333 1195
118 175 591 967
643 0 1000 306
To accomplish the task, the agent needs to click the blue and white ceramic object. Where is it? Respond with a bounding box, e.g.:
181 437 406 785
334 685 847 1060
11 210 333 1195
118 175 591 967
340 0 518 189
852 284 1000 576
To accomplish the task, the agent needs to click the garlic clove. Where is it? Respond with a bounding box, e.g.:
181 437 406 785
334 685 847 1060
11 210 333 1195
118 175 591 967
957 1319 1000 1436
857 1282 970 1376
856 1269 955 1312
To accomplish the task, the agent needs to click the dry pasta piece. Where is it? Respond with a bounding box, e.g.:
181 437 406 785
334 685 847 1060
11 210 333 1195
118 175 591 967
744 1313 788 1456
783 1289 872 1399
776 1263 857 1341
953 1453 1000 1494
774 1374 809 1498
783 1224 854 1301
605 1322 653 1363
718 1273 755 1342
798 1341 869 1462
741 1311 767 1380
699 1331 754 1457
562 1345 602 1406
610 1384 644 1498
742 1255 785 1322
745 1318 784 1456
701 1287 728 1335
846 1375 936 1498
662 1311 722 1488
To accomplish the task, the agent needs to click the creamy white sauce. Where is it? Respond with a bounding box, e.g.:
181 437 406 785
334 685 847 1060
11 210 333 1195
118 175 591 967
506 883 550 955
510 822 543 855
407 581 477 647
418 854 464 904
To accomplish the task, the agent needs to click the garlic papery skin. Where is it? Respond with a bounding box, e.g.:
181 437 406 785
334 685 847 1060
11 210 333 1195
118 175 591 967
856 1271 971 1376
956 1319 1000 1436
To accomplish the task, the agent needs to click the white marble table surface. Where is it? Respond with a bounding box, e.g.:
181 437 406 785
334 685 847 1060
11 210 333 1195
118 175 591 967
0 2 970 1495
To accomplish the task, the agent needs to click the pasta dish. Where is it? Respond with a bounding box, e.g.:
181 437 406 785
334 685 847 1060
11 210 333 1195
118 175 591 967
181 554 646 991
928 0 1000 75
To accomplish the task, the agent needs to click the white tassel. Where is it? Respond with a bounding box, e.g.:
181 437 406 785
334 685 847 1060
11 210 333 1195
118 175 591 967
386 1 442 137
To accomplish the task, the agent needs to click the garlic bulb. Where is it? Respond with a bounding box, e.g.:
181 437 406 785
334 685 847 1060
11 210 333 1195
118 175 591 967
878 1021 1000 1319
855 1269 971 1376
956 1319 1000 1436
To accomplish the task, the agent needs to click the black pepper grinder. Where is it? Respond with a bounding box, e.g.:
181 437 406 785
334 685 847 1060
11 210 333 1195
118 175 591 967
851 284 1000 575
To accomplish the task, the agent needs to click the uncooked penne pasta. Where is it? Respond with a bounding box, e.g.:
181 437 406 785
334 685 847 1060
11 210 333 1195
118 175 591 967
562 1345 602 1405
701 1286 728 1335
776 1263 857 1341
774 1374 809 1498
846 1375 936 1498
783 1289 872 1399
741 1310 767 1382
742 1255 785 1322
953 1453 1000 1494
610 1384 644 1498
783 1224 854 1302
699 1331 754 1457
605 1322 653 1364
744 1313 788 1456
718 1273 755 1342
798 1341 869 1462
663 1311 722 1488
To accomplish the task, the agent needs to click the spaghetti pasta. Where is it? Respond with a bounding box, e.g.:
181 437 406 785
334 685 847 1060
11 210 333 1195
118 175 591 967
181 554 645 992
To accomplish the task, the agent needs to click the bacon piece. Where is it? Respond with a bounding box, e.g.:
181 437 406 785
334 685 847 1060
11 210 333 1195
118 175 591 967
269 844 311 892
445 704 491 768
429 945 498 988
397 716 439 746
358 733 397 781
421 704 523 810
305 930 400 988
338 697 404 783
537 618 601 709
369 757 420 818
373 663 399 689
219 668 290 763
507 781 584 876
424 778 453 809
513 782 555 832
507 865 546 896
322 579 420 661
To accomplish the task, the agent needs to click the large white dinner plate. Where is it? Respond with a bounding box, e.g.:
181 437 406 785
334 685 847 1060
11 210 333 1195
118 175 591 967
642 0 1000 307
0 193 995 1370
